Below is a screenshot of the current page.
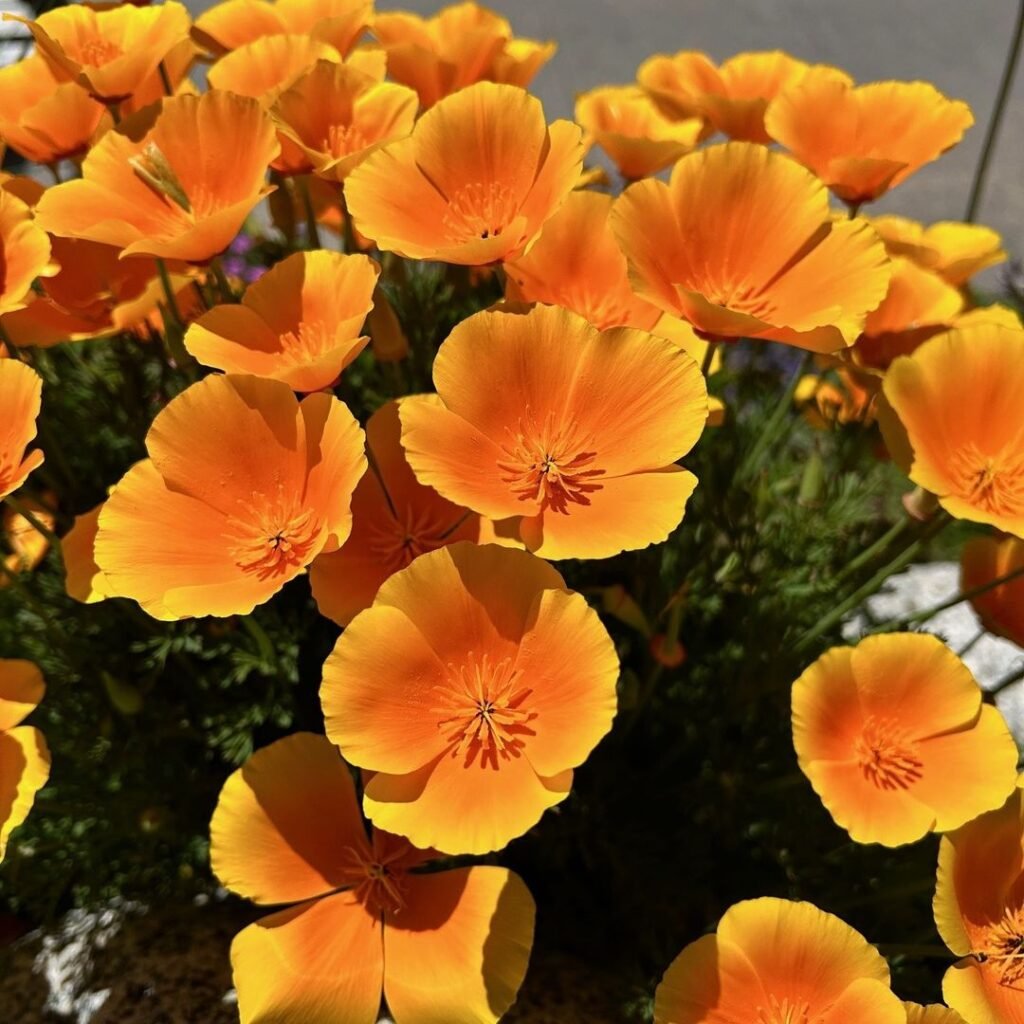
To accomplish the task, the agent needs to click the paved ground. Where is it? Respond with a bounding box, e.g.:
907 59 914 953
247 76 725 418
368 0 1024 262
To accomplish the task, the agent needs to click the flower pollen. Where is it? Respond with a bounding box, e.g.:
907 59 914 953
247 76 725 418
977 905 1024 987
229 497 321 581
442 180 519 242
949 442 1024 519
854 715 924 791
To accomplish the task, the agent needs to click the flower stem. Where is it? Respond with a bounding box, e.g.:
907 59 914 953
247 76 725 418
700 340 719 378
3 495 60 550
835 517 913 585
155 258 190 366
966 0 1024 221
298 177 322 249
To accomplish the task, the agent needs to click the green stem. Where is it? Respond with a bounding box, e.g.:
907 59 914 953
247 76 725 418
700 340 719 378
158 61 174 97
873 561 1024 633
795 516 950 652
835 517 913 585
298 177 322 249
966 0 1024 221
155 259 190 366
3 496 60 550
738 351 813 481
209 256 236 303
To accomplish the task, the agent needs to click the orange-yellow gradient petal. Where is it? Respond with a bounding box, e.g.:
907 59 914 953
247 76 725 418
0 659 45 733
206 34 341 105
872 215 1006 285
346 82 583 265
35 91 278 263
95 375 366 619
211 733 371 906
0 359 45 500
654 897 904 1024
575 85 705 180
793 632 1017 847
400 304 708 560
185 250 378 392
63 504 115 605
765 70 974 205
232 890 384 1024
904 1003 967 1024
310 398 494 626
321 542 618 855
0 725 50 862
882 324 1024 537
612 142 891 352
961 534 1024 647
383 866 534 1024
0 189 55 318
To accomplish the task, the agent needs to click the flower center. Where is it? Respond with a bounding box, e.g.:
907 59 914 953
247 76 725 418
367 503 465 570
229 499 322 580
78 37 123 67
497 410 605 515
277 320 334 365
129 143 193 214
442 181 519 243
324 123 369 158
431 653 536 768
757 996 816 1024
949 442 1024 519
978 906 1024 986
854 716 923 791
340 845 408 916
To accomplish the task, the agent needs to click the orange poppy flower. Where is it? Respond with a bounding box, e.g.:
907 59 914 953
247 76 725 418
764 69 974 206
0 174 46 208
271 59 418 180
372 1 555 109
34 91 278 263
0 56 108 165
1 501 54 585
612 142 891 353
7 2 192 105
935 789 1024 1024
0 659 50 862
184 250 378 392
310 399 506 626
792 632 1017 847
400 304 708 560
120 37 200 117
872 215 1006 285
211 732 535 1023
794 365 877 429
321 542 619 854
64 503 115 606
961 534 1024 648
637 49 812 143
575 86 706 180
1 237 195 348
0 360 45 501
206 34 341 105
0 190 56 317
193 0 371 57
904 1006 965 1024
345 82 583 265
654 897 905 1024
94 373 366 619
881 323 1024 536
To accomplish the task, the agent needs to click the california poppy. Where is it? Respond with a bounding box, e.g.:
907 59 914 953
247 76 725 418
794 365 877 429
94 373 366 619
638 49 812 143
184 250 378 392
35 91 278 263
0 659 50 862
400 304 708 560
934 789 1024 1024
0 360 45 501
211 732 535 1023
792 632 1017 847
321 542 619 854
904 1006 966 1024
193 0 371 57
311 399 507 626
7 2 192 105
120 37 200 116
345 82 583 265
881 323 1024 537
575 85 706 181
0 190 56 317
872 215 1006 285
64 503 114 606
765 68 974 206
206 34 341 106
1 501 54 585
654 897 906 1024
961 534 1024 648
371 1 555 109
612 142 891 353
0 55 108 166
271 59 418 180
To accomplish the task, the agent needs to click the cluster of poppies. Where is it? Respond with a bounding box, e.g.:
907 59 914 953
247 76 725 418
0 1 1023 1021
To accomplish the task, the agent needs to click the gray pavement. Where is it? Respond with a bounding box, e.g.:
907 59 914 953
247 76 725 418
369 0 1024 262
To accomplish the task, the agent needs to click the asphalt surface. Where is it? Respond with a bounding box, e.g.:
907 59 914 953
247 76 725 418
180 0 1021 264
